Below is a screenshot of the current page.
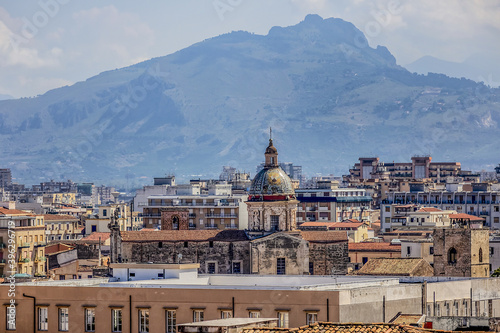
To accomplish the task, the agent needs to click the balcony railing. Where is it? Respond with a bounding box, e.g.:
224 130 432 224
205 214 237 218
19 258 30 263
34 242 47 247
225 225 238 229
35 256 46 262
189 223 196 229
205 224 218 229
19 243 30 248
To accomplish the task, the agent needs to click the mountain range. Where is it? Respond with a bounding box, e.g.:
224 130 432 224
0 14 499 188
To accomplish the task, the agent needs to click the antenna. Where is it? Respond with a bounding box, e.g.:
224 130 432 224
270 127 272 140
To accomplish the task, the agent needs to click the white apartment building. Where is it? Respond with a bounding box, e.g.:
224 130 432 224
381 183 500 230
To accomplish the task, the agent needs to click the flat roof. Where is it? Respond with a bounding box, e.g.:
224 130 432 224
178 318 278 327
110 263 200 270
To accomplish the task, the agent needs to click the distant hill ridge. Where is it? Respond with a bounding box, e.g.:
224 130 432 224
0 14 498 187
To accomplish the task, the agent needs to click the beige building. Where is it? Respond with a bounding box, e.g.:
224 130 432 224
1 264 500 332
44 214 81 241
0 207 46 277
142 193 248 230
85 203 133 234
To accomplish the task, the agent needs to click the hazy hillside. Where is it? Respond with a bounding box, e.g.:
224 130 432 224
0 14 499 188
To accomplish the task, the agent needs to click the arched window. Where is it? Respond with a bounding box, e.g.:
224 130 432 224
172 216 179 230
448 247 457 264
479 248 483 263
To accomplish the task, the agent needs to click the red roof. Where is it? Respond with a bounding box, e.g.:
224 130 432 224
300 231 348 243
43 214 78 221
449 213 484 222
417 207 442 212
349 242 401 252
121 230 249 242
81 232 111 242
329 222 366 229
0 207 34 216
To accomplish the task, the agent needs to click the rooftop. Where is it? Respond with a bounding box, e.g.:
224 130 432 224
242 322 460 333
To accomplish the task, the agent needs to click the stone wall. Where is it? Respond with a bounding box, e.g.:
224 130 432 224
121 240 250 274
250 232 309 275
309 242 348 275
433 228 490 277
161 208 189 230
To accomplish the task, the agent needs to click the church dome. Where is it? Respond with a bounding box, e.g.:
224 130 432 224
249 167 295 198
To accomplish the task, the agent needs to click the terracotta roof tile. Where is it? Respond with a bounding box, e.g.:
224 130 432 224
242 322 459 333
449 213 484 222
43 214 79 221
349 242 401 252
300 231 348 243
354 258 433 276
81 232 110 242
121 230 249 242
416 207 441 212
0 207 34 216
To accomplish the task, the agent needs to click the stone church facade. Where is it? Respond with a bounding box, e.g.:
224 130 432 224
110 136 349 275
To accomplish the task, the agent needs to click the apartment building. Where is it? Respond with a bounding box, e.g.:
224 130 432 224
0 207 46 277
142 192 248 230
0 168 12 188
85 203 134 234
2 264 500 332
345 156 479 183
380 205 457 231
295 182 372 223
380 183 500 230
44 214 82 241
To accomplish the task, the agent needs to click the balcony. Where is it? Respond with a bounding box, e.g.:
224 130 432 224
19 243 30 248
34 242 47 247
205 214 237 218
188 214 196 218
19 258 30 263
188 223 196 229
35 256 46 262
225 225 238 229
205 224 218 229
0 259 6 264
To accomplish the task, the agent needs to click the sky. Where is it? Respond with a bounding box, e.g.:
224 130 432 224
0 0 499 98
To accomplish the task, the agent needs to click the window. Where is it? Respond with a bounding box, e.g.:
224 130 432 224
249 311 260 318
232 262 241 274
103 209 107 217
91 225 97 232
165 310 176 333
159 242 163 248
479 248 483 263
385 206 390 212
59 307 69 331
85 308 95 332
362 257 368 265
139 309 149 333
406 246 411 256
38 307 48 331
277 258 286 275
193 310 204 322
270 215 280 231
309 262 314 275
306 312 318 325
112 309 122 333
209 241 214 248
207 262 216 274
427 304 432 316
221 310 232 319
475 301 480 316
184 242 188 248
277 311 289 328
429 246 434 255
6 305 16 330
448 248 457 264
494 217 499 223
172 216 179 230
